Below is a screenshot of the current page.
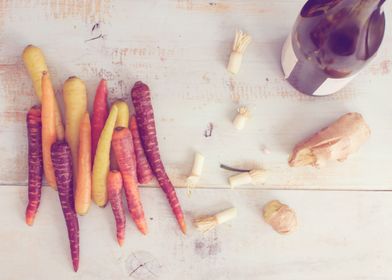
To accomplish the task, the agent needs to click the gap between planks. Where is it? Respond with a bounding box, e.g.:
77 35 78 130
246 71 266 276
2 184 392 193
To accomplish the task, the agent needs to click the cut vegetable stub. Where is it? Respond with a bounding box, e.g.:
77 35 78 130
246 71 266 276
193 207 237 233
232 107 250 130
229 169 267 188
186 152 205 195
227 30 252 74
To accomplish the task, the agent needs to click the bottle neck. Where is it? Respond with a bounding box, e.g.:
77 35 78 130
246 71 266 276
351 0 383 23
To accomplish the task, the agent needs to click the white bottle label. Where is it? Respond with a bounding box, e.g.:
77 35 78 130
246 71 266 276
281 33 358 96
281 33 298 79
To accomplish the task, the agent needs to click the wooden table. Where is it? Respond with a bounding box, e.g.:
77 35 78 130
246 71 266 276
1 1 391 279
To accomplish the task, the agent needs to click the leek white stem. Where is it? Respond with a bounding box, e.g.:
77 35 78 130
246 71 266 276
227 30 252 74
233 106 250 130
229 169 267 188
193 207 237 233
186 152 205 195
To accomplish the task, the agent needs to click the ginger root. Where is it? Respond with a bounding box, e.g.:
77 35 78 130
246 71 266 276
263 200 297 234
289 112 370 167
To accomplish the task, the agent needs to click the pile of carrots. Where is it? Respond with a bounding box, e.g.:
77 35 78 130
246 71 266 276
23 45 186 272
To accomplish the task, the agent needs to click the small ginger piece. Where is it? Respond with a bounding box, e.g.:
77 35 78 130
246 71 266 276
263 200 297 234
289 112 370 167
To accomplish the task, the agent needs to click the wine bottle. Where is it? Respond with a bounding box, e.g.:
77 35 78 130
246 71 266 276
281 0 386 96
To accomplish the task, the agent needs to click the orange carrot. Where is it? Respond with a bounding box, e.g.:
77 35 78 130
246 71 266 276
41 71 57 188
131 82 186 233
25 105 43 226
92 79 108 165
130 115 153 184
107 170 126 246
112 127 148 235
110 100 130 171
75 112 91 215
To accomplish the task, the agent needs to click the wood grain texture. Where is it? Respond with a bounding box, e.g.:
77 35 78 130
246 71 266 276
0 0 391 189
1 186 392 279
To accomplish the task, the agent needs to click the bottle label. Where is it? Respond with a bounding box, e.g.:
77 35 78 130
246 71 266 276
281 33 298 79
281 33 357 96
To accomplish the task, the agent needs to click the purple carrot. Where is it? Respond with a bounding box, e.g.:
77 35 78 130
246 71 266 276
131 81 186 234
25 105 43 226
51 141 79 272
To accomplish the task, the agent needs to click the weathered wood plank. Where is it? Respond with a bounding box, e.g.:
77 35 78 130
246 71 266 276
1 186 392 279
0 0 391 189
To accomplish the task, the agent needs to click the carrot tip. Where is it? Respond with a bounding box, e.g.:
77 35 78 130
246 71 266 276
180 221 187 235
73 261 79 272
118 238 124 247
136 224 148 235
25 215 34 226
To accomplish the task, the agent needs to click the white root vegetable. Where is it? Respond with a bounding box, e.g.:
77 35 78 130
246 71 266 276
289 112 370 167
229 169 266 188
233 107 250 130
193 207 237 233
227 30 252 74
263 200 297 234
186 152 205 195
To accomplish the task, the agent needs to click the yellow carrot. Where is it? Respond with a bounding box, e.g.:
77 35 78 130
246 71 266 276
92 105 119 206
63 76 87 184
113 100 130 128
22 45 64 140
75 112 92 215
41 72 57 188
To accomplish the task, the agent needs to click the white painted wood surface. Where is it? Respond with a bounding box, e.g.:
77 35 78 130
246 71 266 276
0 0 391 189
2 186 392 280
1 0 392 279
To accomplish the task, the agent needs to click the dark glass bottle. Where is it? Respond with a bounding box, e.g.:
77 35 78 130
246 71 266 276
281 0 386 96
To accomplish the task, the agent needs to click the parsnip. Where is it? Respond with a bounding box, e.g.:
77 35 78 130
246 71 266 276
63 76 87 182
23 45 65 140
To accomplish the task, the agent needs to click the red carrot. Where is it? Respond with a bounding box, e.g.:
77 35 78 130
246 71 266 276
130 115 154 184
107 170 126 246
91 79 109 165
131 81 186 234
112 127 148 235
25 105 43 226
51 141 79 272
